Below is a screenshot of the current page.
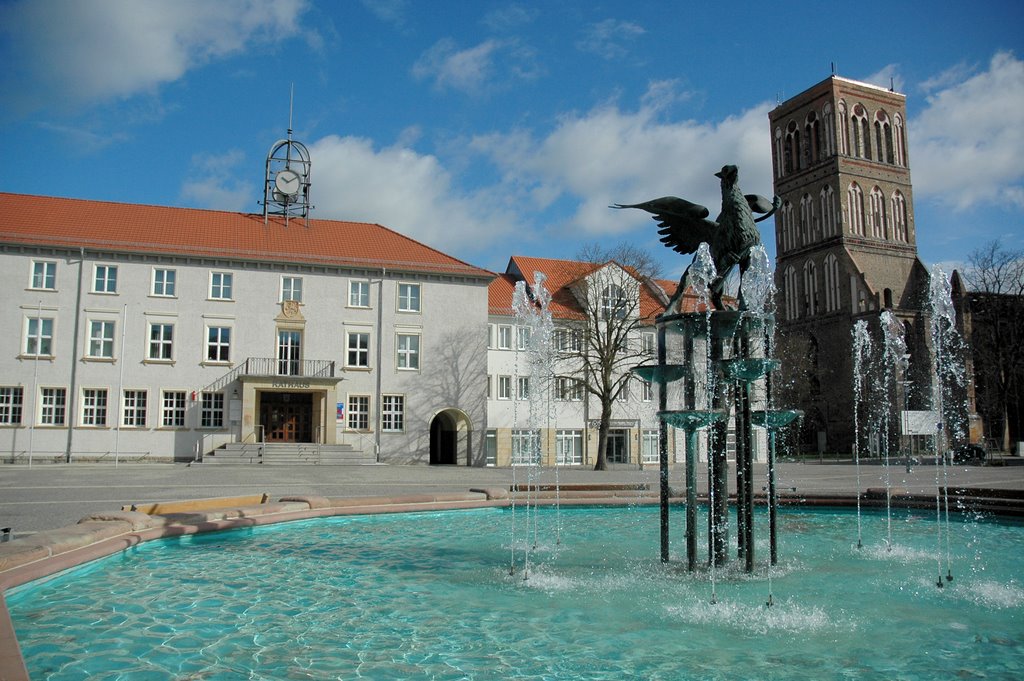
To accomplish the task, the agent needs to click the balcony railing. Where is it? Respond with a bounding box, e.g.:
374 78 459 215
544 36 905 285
240 357 337 378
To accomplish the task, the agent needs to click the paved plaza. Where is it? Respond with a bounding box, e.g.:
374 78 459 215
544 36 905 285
2 460 1023 538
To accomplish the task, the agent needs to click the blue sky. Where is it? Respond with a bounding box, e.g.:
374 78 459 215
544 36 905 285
1 0 1022 278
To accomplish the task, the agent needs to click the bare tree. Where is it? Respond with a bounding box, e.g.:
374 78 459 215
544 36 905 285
568 243 665 470
961 240 1024 451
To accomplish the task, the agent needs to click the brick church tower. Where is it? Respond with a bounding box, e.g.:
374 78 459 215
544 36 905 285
769 75 931 453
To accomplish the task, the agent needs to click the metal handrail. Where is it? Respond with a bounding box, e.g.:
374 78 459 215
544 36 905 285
238 358 337 378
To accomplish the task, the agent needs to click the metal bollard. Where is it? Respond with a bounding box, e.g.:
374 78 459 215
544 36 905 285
1 527 11 542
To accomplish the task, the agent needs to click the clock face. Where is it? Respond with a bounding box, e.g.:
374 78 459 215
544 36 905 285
275 169 301 196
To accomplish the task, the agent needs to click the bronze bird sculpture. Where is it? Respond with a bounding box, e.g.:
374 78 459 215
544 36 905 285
612 164 780 310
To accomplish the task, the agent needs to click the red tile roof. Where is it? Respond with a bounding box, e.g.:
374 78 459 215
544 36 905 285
0 193 492 278
489 255 670 321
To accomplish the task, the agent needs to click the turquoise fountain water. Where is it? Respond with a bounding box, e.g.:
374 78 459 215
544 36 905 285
8 506 1023 680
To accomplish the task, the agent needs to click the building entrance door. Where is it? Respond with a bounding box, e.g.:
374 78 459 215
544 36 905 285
260 392 313 442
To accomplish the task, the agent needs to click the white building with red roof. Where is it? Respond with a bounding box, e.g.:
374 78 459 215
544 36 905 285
0 192 493 465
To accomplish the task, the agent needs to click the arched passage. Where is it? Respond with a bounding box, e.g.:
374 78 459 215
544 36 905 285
429 408 472 465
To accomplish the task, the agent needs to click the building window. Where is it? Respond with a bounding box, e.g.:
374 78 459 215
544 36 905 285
870 187 887 239
40 387 66 426
512 429 541 465
784 266 799 321
847 182 865 236
347 395 370 431
31 261 56 290
81 388 108 427
206 326 231 363
516 326 531 351
398 283 420 312
88 320 115 359
347 331 370 368
0 387 24 425
381 395 404 432
556 429 582 465
25 317 54 357
642 429 659 464
349 280 370 308
161 391 186 427
281 276 303 302
277 329 302 375
803 260 819 317
200 392 225 428
496 325 512 350
148 323 174 361
497 375 512 400
152 268 176 297
641 378 653 402
122 390 147 427
516 377 530 400
601 284 627 320
641 332 655 356
891 191 908 242
824 254 841 313
93 265 118 293
396 333 420 370
554 328 582 352
210 271 233 300
556 376 583 401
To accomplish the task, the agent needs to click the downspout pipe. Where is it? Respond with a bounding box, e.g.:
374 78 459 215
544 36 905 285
65 248 86 462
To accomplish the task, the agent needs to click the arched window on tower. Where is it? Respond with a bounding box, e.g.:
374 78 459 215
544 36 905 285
851 104 871 160
891 190 908 242
780 201 795 252
823 253 841 312
874 110 894 164
847 182 865 236
784 266 799 320
893 113 907 166
837 100 849 155
774 128 784 178
805 111 821 164
819 185 837 237
869 186 887 238
800 194 814 245
803 260 819 316
785 121 800 173
822 103 835 157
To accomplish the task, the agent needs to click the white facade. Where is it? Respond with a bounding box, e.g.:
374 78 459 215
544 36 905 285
0 195 490 464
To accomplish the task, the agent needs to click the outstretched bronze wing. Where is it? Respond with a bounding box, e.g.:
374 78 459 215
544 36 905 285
610 196 717 256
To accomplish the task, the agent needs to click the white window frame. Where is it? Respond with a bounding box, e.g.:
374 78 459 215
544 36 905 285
381 394 405 432
81 388 108 427
93 265 118 294
30 260 57 290
556 429 582 465
0 387 24 425
511 429 541 465
496 325 512 350
642 429 659 464
87 320 115 359
397 283 421 313
497 375 512 400
161 390 187 428
346 330 371 368
516 376 530 401
148 323 174 361
281 276 303 302
199 392 225 429
122 389 148 428
39 387 67 426
396 333 420 371
209 271 234 301
347 395 370 431
556 376 583 401
516 326 531 351
349 280 370 308
24 317 55 357
206 326 232 363
151 268 176 297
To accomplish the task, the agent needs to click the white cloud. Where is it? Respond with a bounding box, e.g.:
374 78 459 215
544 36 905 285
862 63 904 93
412 38 540 94
911 51 1024 210
180 149 252 212
0 0 307 111
472 82 775 236
305 135 517 254
575 19 646 60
